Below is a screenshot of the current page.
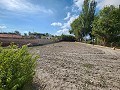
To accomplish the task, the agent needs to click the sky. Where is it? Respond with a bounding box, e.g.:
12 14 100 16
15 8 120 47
0 0 120 35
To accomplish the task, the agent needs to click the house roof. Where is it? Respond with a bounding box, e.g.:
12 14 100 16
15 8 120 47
0 34 22 39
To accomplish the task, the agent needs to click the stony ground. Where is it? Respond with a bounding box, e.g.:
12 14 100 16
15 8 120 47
30 42 120 90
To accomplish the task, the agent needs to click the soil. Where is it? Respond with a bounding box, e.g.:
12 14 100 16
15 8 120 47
30 42 120 90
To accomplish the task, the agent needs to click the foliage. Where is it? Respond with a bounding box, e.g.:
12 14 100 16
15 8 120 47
0 32 21 35
14 31 21 35
0 44 37 90
92 5 120 46
61 34 76 42
70 0 97 41
80 0 97 36
70 18 82 41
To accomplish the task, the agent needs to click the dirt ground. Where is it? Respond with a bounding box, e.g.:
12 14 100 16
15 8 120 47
30 42 120 90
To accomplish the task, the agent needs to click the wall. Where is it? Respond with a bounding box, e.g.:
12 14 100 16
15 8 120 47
0 38 58 47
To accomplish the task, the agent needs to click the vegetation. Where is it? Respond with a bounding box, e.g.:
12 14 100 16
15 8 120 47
60 34 76 42
70 0 120 47
70 0 97 41
70 18 82 41
0 44 37 90
92 5 120 46
0 31 21 35
14 31 21 35
80 0 97 36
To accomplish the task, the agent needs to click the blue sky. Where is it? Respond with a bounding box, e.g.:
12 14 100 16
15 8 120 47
0 0 120 35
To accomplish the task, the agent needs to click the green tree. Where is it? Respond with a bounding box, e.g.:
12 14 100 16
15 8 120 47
92 5 120 46
45 33 49 37
24 33 27 36
61 34 76 42
28 31 32 36
70 0 97 41
81 0 97 36
70 18 82 41
14 31 21 35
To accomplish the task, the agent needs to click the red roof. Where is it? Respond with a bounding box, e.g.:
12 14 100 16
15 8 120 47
0 34 22 39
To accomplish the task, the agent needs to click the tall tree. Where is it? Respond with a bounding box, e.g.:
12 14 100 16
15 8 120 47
70 0 97 41
70 18 82 41
14 31 21 35
92 5 120 46
81 0 97 36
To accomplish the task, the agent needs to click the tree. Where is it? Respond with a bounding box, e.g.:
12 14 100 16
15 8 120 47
28 31 32 36
70 0 97 41
92 5 120 46
45 33 49 37
24 33 27 36
61 34 76 42
70 18 82 41
14 31 21 35
81 0 97 36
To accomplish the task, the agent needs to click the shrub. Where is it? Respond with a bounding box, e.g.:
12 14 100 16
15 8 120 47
0 44 37 90
61 34 76 42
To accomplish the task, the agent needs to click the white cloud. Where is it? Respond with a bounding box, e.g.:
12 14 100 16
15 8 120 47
55 28 69 35
55 15 79 35
73 0 120 11
0 0 53 14
51 22 62 27
73 0 84 11
0 25 7 29
64 12 71 20
62 15 79 29
65 6 70 10
23 31 28 33
96 0 120 9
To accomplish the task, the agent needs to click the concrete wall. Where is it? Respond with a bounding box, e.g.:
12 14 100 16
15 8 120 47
0 38 58 47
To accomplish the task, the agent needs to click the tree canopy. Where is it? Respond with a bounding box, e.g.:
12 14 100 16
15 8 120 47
92 5 120 46
69 0 120 47
70 18 82 41
70 0 97 41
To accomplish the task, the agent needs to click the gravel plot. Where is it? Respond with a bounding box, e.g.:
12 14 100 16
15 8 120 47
30 42 120 90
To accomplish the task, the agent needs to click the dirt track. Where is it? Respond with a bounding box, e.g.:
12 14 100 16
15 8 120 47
30 42 120 90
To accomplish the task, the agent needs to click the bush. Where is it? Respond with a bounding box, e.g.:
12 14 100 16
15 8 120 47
0 44 37 90
61 34 76 42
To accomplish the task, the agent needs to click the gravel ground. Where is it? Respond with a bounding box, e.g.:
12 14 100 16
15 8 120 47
30 42 120 90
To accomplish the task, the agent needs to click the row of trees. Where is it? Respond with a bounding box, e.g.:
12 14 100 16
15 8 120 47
0 31 21 35
0 31 54 39
70 0 120 46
